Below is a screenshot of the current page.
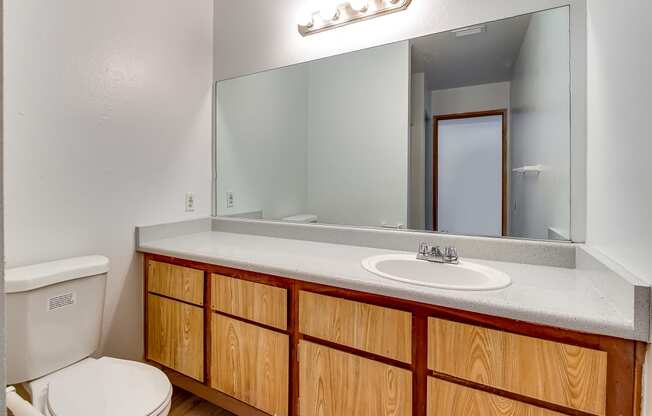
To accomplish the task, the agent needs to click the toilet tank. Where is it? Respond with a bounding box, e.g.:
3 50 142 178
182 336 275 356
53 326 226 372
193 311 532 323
5 256 110 384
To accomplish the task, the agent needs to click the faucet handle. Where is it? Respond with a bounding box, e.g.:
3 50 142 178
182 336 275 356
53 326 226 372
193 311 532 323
418 242 430 255
444 246 459 263
431 246 444 258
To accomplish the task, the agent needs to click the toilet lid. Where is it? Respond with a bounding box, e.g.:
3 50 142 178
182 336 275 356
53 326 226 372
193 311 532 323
48 357 171 416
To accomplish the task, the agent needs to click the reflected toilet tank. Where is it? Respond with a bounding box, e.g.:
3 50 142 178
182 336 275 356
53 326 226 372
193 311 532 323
282 214 318 224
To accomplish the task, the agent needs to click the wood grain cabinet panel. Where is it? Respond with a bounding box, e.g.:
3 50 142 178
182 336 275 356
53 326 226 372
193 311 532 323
211 314 289 416
211 274 287 330
299 341 412 416
147 294 204 381
428 377 565 416
148 260 204 305
428 318 608 416
299 291 412 363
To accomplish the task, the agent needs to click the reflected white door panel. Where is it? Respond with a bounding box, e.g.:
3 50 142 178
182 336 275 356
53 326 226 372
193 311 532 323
436 114 503 237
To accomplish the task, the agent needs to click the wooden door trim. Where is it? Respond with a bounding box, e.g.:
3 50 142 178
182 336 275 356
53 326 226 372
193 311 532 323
432 109 508 236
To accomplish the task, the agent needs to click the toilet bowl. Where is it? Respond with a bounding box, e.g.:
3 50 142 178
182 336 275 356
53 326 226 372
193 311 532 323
26 357 172 416
6 256 172 416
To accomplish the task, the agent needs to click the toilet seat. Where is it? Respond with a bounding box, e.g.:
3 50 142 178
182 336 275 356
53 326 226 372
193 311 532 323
47 357 171 416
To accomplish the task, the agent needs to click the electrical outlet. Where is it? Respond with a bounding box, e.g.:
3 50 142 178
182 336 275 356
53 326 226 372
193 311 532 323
226 192 234 208
185 192 195 212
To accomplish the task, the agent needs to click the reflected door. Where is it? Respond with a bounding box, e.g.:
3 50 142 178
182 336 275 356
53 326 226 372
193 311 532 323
434 111 506 237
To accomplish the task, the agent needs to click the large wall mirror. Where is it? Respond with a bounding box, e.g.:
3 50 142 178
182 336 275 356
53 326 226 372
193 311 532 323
214 6 571 241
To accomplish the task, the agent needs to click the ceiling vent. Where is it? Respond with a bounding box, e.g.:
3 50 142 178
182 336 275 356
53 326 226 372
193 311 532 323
453 24 487 38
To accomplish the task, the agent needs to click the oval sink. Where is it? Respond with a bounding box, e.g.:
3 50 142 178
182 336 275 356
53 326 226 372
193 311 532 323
361 254 511 291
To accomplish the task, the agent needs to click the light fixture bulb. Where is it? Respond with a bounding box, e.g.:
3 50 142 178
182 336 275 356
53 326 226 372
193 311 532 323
297 8 314 27
319 1 340 21
386 0 404 5
350 0 369 12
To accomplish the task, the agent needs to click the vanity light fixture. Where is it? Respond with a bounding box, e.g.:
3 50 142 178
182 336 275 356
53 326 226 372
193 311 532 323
297 8 315 28
319 0 341 22
349 0 369 12
298 0 413 36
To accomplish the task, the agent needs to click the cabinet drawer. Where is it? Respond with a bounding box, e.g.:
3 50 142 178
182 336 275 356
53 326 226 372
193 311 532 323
147 260 204 305
428 377 565 416
211 314 289 416
428 318 607 416
299 341 412 416
146 294 204 381
299 291 412 363
211 274 287 330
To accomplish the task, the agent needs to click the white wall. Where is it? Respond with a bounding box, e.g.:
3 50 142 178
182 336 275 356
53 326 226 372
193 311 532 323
510 7 571 240
216 42 410 227
586 0 652 288
428 82 511 230
214 0 577 81
431 82 511 116
4 0 214 360
306 41 410 227
409 73 426 230
586 0 652 412
217 65 309 219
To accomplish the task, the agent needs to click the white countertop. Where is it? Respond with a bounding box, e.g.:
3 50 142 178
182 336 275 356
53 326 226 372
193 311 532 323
138 230 642 340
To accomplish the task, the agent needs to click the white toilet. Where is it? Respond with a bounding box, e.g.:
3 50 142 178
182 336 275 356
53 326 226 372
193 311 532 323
6 256 172 416
281 213 318 223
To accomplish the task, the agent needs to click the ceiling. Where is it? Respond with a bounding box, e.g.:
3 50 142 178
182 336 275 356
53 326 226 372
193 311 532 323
411 15 531 90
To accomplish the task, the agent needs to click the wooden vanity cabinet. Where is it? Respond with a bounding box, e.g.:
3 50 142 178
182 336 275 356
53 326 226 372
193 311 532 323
299 291 412 363
428 318 608 416
211 273 287 330
146 294 204 381
142 254 644 416
211 314 289 416
428 378 566 416
299 340 412 416
147 260 204 305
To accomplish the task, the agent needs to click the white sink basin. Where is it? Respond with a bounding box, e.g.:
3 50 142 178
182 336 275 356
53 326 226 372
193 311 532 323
361 254 511 291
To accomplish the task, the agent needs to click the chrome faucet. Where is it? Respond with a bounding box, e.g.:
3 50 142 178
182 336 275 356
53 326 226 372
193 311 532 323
417 243 459 264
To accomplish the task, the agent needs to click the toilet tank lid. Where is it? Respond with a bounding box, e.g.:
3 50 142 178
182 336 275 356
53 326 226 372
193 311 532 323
5 256 110 294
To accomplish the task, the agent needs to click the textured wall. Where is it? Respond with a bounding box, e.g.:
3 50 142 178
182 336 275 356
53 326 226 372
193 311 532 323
4 0 214 360
510 8 571 240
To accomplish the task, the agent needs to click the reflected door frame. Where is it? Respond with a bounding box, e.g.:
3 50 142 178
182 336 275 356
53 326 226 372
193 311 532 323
433 109 508 236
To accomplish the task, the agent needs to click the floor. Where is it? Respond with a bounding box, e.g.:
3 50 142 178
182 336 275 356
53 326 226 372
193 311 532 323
170 387 235 416
8 386 233 416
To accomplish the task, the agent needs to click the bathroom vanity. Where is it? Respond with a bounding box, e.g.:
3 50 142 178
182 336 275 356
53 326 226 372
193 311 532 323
137 219 649 416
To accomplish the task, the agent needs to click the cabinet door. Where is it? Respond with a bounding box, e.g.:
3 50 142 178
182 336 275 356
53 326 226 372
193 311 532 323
299 291 412 363
428 377 565 416
147 260 204 305
211 314 289 416
211 274 287 330
147 294 204 381
299 341 412 416
428 318 607 416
